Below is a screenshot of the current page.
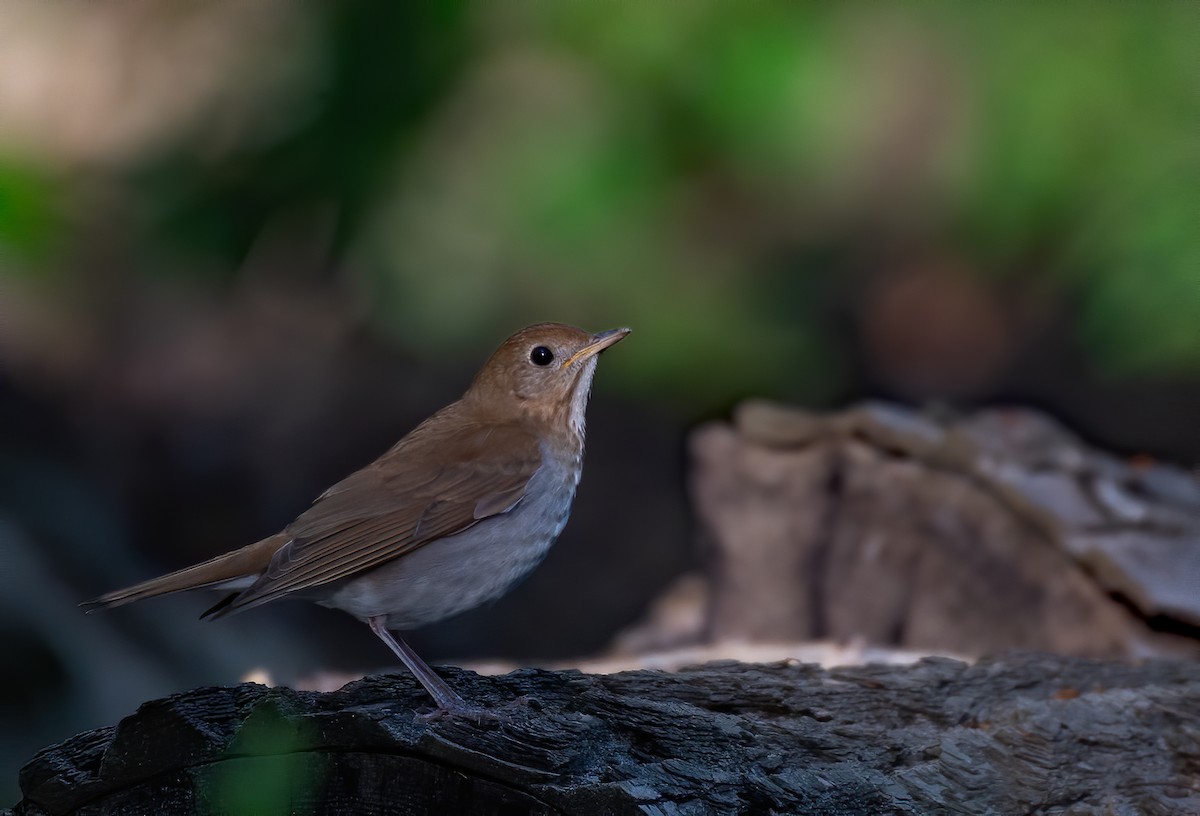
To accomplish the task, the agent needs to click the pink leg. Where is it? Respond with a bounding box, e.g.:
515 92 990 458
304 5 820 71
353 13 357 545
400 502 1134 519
367 616 468 713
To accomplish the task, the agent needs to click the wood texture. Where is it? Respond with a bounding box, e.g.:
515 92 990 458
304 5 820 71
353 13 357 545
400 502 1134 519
10 655 1200 815
687 401 1200 658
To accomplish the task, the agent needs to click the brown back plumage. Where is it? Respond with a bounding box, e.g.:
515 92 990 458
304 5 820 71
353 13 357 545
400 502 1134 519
207 412 543 617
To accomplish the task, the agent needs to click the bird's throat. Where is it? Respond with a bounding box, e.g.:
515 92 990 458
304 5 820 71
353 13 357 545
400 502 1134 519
566 357 599 439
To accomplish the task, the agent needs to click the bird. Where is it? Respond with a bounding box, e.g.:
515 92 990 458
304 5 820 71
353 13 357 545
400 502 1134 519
85 322 631 715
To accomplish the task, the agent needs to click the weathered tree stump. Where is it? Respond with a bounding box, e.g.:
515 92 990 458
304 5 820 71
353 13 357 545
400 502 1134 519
10 654 1200 815
685 402 1200 658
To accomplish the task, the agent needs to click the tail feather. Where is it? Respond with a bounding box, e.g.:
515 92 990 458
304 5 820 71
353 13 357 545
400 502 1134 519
199 591 241 621
83 534 286 613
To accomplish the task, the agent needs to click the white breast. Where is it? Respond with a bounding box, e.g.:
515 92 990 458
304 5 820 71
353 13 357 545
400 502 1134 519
323 445 584 630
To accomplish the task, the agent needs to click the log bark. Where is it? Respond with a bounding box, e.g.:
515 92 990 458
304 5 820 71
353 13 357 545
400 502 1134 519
11 654 1200 815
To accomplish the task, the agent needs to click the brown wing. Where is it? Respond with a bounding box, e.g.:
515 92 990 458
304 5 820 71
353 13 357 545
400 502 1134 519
213 414 542 615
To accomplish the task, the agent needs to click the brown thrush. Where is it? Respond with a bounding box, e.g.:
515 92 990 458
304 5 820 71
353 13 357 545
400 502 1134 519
86 322 630 714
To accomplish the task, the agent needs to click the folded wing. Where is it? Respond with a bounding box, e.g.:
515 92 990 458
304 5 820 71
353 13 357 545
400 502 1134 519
205 419 542 618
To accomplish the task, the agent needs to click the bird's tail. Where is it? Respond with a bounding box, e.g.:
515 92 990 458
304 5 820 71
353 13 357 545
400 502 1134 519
82 534 286 612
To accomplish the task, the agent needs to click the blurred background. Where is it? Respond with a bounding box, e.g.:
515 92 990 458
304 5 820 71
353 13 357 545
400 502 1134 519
0 0 1196 801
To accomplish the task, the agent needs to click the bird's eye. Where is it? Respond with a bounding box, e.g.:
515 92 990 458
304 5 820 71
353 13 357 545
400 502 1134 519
530 346 554 366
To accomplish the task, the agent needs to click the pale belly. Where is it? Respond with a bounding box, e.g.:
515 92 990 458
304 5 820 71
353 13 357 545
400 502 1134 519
320 456 578 630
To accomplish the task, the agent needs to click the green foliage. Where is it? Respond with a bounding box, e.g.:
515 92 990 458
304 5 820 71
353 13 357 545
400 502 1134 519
207 702 321 815
0 163 61 267
2 0 1195 404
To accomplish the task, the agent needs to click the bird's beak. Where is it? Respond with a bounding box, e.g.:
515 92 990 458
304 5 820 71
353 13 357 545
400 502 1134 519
561 327 631 369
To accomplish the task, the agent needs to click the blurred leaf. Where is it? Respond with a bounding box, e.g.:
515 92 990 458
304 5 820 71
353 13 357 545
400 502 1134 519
0 164 60 266
1078 186 1200 377
210 703 320 816
133 0 471 268
688 6 832 183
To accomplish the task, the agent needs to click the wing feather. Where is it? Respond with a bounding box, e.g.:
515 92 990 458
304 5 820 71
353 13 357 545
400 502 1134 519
211 414 542 616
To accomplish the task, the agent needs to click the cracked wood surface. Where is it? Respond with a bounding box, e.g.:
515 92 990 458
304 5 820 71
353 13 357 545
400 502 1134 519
687 401 1200 658
11 654 1200 815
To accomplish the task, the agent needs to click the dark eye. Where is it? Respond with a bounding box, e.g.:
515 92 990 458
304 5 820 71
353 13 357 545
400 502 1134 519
530 346 554 366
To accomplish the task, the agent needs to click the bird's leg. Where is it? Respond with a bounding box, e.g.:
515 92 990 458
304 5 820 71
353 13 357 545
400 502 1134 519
367 616 470 714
